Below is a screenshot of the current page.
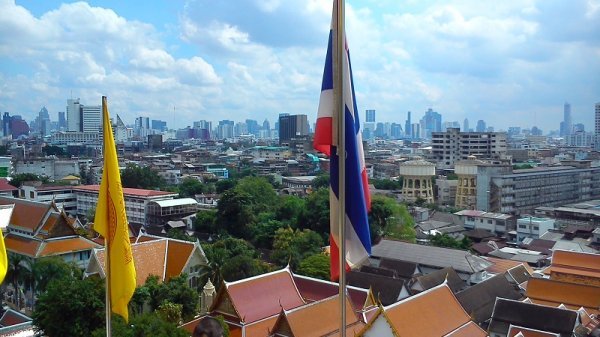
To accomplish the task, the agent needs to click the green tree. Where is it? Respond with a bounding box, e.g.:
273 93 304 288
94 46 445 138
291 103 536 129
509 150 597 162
216 189 254 238
33 277 105 337
235 176 278 214
202 238 265 285
215 179 237 193
311 174 330 190
275 195 305 227
297 188 330 237
297 254 330 280
152 275 199 321
429 233 471 249
42 145 65 157
372 178 403 190
271 227 324 268
121 164 165 189
7 253 26 308
178 177 205 198
166 228 196 242
369 196 416 243
130 286 150 316
156 301 183 324
9 173 47 188
249 219 285 249
193 210 218 233
91 313 189 337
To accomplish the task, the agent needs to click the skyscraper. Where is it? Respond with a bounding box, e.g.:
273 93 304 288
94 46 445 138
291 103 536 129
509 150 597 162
58 111 66 130
595 102 600 134
476 120 486 132
2 112 10 137
463 118 469 132
419 108 442 138
82 105 102 133
67 98 81 132
560 102 572 136
405 111 411 137
365 109 375 123
278 114 308 144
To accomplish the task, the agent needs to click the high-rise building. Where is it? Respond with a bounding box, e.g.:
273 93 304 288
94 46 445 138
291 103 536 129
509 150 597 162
246 119 259 136
476 120 486 132
405 111 412 137
365 109 376 123
560 102 573 137
419 108 442 138
82 105 101 133
2 112 10 137
278 114 308 144
151 120 167 132
66 98 82 132
217 120 234 139
595 102 600 134
463 118 469 132
58 111 67 130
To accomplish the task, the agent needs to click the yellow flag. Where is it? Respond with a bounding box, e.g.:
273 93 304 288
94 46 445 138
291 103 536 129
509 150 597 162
94 96 136 322
0 230 6 285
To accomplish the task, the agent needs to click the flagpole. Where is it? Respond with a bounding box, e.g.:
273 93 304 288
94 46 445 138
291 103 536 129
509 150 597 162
334 1 347 337
102 96 112 337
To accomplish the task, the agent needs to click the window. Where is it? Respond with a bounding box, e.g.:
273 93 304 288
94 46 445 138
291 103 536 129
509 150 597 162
518 224 527 229
533 226 539 230
488 220 493 224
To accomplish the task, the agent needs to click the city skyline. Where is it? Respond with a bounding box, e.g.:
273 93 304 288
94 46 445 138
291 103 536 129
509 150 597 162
0 0 599 132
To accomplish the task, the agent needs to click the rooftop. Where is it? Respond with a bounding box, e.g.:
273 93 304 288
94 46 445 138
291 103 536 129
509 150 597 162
73 185 177 198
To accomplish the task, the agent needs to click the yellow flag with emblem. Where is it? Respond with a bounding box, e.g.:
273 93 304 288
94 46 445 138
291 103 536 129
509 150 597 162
94 96 136 322
0 204 15 285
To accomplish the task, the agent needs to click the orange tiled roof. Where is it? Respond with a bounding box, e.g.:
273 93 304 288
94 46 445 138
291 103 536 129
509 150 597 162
484 256 535 275
224 268 305 324
526 278 600 313
74 185 176 197
382 284 483 337
0 197 52 232
4 234 42 257
96 239 167 286
243 315 279 336
0 309 31 327
549 250 600 277
165 240 194 279
38 236 100 257
279 295 359 337
0 179 18 192
508 325 560 337
445 321 488 336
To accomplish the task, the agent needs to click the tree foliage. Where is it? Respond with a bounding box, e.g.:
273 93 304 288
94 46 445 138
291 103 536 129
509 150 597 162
142 274 199 321
178 177 205 198
121 164 165 189
42 145 65 157
297 254 330 280
193 210 218 233
9 173 47 188
311 174 330 190
271 227 324 269
297 188 330 237
33 276 105 337
202 238 267 285
429 233 472 250
372 178 403 190
369 196 416 243
216 189 254 238
91 313 189 337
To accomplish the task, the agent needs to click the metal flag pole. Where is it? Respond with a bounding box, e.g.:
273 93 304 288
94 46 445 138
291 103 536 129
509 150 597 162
334 1 347 337
102 96 112 337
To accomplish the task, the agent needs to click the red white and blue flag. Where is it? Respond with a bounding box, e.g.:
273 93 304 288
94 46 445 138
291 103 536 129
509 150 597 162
313 4 371 281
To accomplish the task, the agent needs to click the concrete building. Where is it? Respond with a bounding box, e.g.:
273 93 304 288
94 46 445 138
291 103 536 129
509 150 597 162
431 128 507 170
516 216 555 242
20 184 78 215
595 102 600 134
455 210 515 235
66 98 81 132
454 156 485 210
435 176 457 206
50 131 100 145
81 105 101 133
278 114 308 145
14 158 84 180
399 157 435 203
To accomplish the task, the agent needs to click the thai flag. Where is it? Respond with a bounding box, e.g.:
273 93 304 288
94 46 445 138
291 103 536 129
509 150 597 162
313 4 371 281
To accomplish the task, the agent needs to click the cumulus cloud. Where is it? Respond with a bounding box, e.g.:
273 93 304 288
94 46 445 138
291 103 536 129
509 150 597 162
0 0 598 132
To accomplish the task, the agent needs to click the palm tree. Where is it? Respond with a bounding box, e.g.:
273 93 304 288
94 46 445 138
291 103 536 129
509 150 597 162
7 253 26 309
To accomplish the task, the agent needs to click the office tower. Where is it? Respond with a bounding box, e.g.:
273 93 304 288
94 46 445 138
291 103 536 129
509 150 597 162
58 111 66 130
235 122 248 136
560 102 572 136
82 105 102 133
262 119 270 131
217 120 234 139
365 109 376 123
67 98 82 131
405 111 411 137
278 114 308 144
531 126 543 136
245 119 259 136
10 115 29 138
419 108 442 138
573 123 585 132
595 102 600 134
411 123 420 139
463 118 469 132
390 123 402 139
2 112 10 137
476 120 486 132
151 120 167 132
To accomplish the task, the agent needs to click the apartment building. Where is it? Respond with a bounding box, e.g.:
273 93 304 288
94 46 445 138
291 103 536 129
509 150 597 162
431 128 507 170
455 210 515 235
516 216 555 242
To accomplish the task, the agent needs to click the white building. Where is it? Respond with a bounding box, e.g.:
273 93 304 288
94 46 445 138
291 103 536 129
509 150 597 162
431 128 507 170
82 105 102 133
50 131 100 145
67 98 81 132
14 158 84 180
455 210 515 234
516 216 555 242
20 184 78 215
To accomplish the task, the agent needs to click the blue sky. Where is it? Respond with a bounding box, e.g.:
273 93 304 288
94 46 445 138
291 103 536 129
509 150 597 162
1 0 599 132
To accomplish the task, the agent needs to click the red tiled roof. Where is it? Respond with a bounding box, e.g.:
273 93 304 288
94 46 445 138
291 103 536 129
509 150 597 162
0 309 31 327
243 315 279 336
484 256 535 275
224 268 305 324
74 185 176 197
445 321 489 336
293 274 370 311
0 179 18 192
544 250 600 278
165 240 194 280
